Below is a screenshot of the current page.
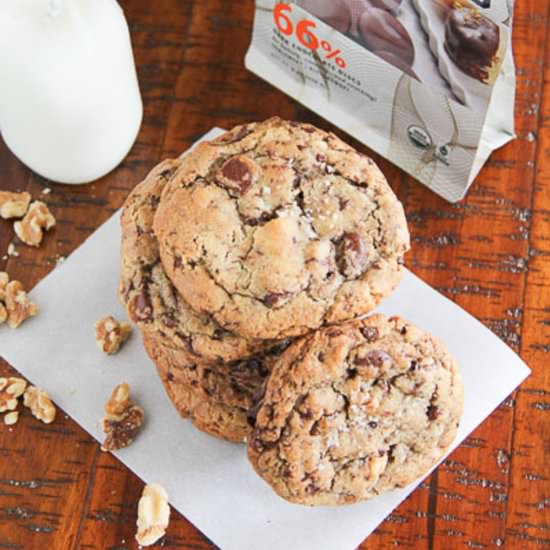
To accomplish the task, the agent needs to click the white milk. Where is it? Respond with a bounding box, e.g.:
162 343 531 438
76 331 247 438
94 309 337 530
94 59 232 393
0 0 143 184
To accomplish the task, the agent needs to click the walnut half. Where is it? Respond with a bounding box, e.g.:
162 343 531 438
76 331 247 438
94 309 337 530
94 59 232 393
13 200 56 247
0 191 31 219
23 386 56 423
95 316 132 355
135 483 170 547
101 382 144 451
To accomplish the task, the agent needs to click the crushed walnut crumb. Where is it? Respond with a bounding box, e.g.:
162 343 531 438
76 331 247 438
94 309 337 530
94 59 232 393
14 200 56 247
135 483 170 547
95 316 132 355
0 377 27 412
23 386 56 424
101 382 144 451
0 273 7 326
0 191 31 219
4 411 19 426
6 243 19 257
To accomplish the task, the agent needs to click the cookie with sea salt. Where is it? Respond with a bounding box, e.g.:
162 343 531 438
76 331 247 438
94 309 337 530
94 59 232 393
153 117 410 340
247 314 463 505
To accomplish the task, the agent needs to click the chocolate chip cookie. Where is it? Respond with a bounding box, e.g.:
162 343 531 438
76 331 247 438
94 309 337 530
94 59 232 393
119 159 269 363
154 118 410 341
247 314 463 505
142 332 290 442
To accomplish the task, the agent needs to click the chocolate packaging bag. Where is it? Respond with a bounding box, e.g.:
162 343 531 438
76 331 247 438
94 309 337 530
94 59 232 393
245 0 516 202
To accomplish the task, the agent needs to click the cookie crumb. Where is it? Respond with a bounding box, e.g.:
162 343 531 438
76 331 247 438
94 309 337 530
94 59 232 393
135 483 170 547
95 316 132 355
4 411 19 426
23 386 56 423
41 188 52 195
14 201 56 247
101 382 144 451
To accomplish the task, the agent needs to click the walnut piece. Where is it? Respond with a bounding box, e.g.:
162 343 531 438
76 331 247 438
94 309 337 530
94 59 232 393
0 272 8 301
23 386 56 423
13 200 56 247
0 272 8 324
4 279 38 329
0 377 27 412
0 191 31 219
135 483 170 547
95 316 132 355
4 411 19 426
104 381 131 418
0 273 38 328
101 382 144 451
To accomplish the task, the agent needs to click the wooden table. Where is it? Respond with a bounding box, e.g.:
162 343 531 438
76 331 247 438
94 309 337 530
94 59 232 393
1 1 548 548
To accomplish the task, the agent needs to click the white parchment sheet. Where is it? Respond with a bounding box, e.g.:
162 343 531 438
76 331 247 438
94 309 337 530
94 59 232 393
0 130 530 550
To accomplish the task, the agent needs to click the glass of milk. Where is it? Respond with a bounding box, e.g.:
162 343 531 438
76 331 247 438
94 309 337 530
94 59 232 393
0 0 143 184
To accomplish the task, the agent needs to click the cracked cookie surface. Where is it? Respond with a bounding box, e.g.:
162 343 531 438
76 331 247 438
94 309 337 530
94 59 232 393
119 159 270 363
154 118 410 340
142 332 290 442
247 314 463 505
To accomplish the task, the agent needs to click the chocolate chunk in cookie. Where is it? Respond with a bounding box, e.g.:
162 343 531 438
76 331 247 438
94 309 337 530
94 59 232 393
336 232 369 278
218 156 259 195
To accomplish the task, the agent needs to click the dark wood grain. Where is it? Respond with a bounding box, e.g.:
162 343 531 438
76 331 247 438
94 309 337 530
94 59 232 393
0 0 549 548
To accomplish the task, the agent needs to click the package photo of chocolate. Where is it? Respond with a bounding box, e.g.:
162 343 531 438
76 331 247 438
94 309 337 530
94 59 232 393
246 0 516 201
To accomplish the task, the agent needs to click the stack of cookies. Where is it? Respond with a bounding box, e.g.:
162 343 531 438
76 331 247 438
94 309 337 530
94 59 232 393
119 118 464 505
